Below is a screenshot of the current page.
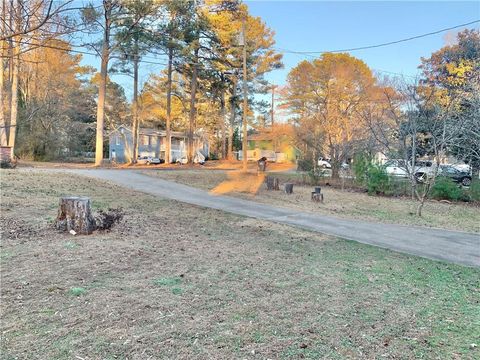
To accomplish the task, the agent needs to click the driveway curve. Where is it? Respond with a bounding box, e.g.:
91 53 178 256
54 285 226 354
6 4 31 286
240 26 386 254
66 169 479 267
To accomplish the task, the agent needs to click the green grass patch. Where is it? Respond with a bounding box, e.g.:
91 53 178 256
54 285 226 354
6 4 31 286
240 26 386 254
63 241 79 250
171 287 183 295
69 287 86 296
153 277 182 286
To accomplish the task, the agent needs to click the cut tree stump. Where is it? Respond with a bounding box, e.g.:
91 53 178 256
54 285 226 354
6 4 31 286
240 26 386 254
55 197 96 235
266 176 280 190
311 186 324 202
284 183 294 194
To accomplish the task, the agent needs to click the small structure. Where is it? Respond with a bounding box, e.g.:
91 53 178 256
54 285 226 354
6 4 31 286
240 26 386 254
108 125 209 164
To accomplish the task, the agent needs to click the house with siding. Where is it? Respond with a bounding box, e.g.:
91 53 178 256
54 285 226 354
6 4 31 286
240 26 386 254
245 125 299 162
108 125 209 163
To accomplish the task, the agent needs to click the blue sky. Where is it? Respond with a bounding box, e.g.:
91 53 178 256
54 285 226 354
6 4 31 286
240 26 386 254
246 0 480 85
81 1 480 99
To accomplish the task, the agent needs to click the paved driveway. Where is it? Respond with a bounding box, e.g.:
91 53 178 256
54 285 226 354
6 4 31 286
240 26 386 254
65 169 479 267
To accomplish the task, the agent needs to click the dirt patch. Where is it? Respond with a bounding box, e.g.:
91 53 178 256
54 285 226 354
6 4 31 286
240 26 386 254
1 169 479 359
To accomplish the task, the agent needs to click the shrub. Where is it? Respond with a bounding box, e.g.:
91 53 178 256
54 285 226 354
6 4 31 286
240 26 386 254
366 164 390 195
353 153 371 186
467 180 480 201
431 177 463 201
306 167 328 185
297 158 314 172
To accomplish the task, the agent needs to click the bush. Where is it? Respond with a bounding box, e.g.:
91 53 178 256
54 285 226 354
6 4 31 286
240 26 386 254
306 167 328 185
467 180 480 201
353 153 371 186
352 153 390 195
431 177 463 201
297 158 314 172
366 164 390 195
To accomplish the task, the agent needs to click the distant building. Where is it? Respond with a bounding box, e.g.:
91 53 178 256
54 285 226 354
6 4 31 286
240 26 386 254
245 125 299 162
108 125 209 163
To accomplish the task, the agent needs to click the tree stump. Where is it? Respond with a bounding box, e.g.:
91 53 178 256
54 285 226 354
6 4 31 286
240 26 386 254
55 197 96 235
284 183 294 194
266 176 280 190
311 186 323 202
273 178 280 190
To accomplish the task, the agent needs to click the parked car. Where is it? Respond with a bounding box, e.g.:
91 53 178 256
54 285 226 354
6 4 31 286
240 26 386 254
176 151 206 165
317 157 331 168
438 165 472 186
137 156 162 165
451 163 471 173
384 159 408 177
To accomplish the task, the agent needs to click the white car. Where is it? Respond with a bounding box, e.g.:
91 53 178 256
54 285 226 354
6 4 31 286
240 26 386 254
384 159 408 177
176 151 206 165
451 163 471 173
137 156 161 165
317 157 331 168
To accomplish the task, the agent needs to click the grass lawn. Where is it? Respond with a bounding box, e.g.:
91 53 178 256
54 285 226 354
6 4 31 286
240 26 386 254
142 169 480 233
1 169 479 359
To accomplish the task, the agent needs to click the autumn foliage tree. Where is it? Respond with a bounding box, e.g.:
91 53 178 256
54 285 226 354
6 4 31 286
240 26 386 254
283 53 381 177
15 41 96 159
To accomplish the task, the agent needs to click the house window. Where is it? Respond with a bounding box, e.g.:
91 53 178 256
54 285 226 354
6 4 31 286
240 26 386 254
142 135 149 146
116 135 120 145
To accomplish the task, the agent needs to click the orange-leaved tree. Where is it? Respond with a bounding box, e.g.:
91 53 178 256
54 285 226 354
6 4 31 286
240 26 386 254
283 53 382 178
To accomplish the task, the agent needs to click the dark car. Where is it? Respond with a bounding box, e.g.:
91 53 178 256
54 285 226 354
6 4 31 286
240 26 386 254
439 165 472 186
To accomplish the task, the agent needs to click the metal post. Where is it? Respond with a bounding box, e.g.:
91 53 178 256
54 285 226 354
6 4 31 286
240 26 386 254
242 17 248 171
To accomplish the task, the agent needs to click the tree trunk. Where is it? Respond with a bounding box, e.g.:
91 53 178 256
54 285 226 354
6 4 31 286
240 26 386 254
7 0 20 151
416 199 425 217
165 46 173 164
55 197 96 235
0 0 6 146
131 38 139 164
95 6 111 166
331 165 339 179
220 85 226 159
0 52 6 146
8 49 17 149
188 47 198 164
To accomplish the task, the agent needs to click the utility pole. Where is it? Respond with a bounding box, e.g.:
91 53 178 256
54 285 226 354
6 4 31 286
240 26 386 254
270 84 277 127
241 16 248 171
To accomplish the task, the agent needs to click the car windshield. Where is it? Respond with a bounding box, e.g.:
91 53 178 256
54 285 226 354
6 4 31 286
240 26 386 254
442 166 458 174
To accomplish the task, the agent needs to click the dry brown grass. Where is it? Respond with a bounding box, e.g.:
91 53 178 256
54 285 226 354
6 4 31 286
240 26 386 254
142 169 480 233
1 169 479 359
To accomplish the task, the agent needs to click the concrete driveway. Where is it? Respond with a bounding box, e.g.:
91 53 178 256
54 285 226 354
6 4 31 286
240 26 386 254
65 169 479 267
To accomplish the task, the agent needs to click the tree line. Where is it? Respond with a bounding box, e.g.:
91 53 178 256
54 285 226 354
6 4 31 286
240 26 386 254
1 0 282 163
1 0 478 192
281 29 479 214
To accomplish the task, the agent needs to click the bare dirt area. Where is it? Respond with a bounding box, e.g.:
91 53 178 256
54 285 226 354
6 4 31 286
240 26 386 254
142 169 480 233
1 169 479 359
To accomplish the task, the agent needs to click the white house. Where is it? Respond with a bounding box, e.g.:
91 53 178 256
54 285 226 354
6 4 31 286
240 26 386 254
108 125 209 163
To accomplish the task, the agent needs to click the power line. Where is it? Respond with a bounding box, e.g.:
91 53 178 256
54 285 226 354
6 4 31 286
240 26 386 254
4 38 170 66
275 19 480 55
